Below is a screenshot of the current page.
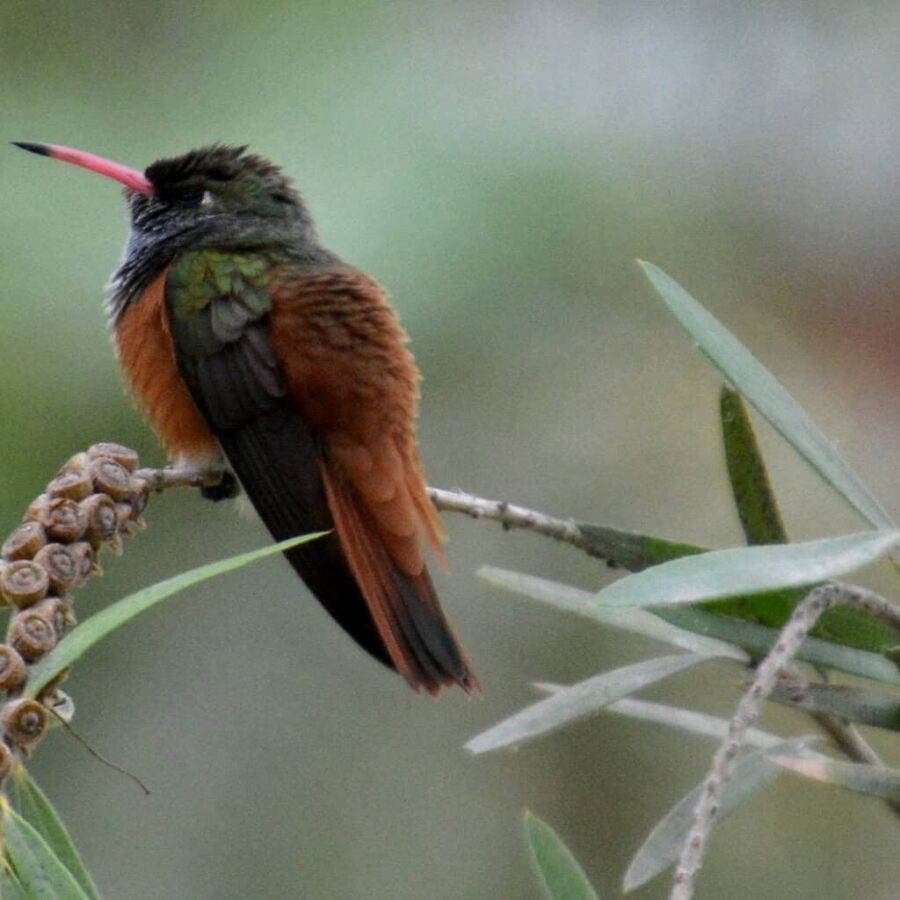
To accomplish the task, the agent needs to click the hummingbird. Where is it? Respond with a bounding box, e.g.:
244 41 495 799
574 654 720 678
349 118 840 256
14 141 477 696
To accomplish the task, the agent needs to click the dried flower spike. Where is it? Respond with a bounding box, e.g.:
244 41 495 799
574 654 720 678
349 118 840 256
23 493 52 527
56 452 89 477
33 543 80 593
0 560 50 608
68 541 96 580
46 498 88 543
3 698 48 748
8 608 58 661
82 493 119 547
47 470 93 502
31 596 74 638
0 645 27 692
115 503 136 532
2 521 47 561
89 457 133 501
0 742 13 784
88 442 140 473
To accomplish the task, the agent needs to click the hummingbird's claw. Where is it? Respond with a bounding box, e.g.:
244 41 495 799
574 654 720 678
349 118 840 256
199 469 241 502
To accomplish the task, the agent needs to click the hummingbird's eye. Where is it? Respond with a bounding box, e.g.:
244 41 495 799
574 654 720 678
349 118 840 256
174 185 205 207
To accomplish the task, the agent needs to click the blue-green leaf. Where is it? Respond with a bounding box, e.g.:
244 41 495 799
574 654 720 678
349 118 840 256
623 736 818 891
720 385 788 546
639 261 893 530
601 698 783 749
25 532 326 698
524 810 600 900
0 865 28 900
770 755 900 803
467 654 714 753
655 607 900 684
572 523 705 571
770 682 900 732
480 567 900 681
595 531 899 609
479 567 747 661
3 805 90 899
10 767 99 900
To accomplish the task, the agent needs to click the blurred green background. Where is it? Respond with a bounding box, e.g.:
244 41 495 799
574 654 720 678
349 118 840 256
3 2 900 897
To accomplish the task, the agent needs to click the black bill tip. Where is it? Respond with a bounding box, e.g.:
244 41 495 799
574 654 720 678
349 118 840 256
12 142 51 157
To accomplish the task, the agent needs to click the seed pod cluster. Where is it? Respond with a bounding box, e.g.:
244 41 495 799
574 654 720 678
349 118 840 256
0 443 150 774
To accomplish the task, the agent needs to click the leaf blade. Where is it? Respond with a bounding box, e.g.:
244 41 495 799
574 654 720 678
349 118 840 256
720 385 788 546
770 755 900 803
25 532 325 698
10 767 99 900
655 607 900 684
602 698 784 749
623 736 818 892
595 531 899 609
480 566 900 681
573 523 705 571
769 682 900 732
478 567 748 661
524 810 601 900
0 866 29 900
3 806 90 900
467 654 715 754
639 261 893 530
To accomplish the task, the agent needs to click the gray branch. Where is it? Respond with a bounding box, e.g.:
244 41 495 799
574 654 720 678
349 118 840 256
670 582 900 900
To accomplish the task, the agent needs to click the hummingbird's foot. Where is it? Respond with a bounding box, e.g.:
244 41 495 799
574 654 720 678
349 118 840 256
169 454 241 501
200 469 241 502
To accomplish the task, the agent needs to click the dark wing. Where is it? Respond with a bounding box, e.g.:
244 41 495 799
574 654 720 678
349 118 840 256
165 270 395 672
165 258 476 693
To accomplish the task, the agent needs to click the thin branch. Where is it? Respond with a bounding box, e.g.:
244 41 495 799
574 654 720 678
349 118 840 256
47 705 150 796
133 466 207 492
776 665 884 766
139 475 605 556
139 473 593 548
814 712 884 766
670 582 900 900
427 486 591 547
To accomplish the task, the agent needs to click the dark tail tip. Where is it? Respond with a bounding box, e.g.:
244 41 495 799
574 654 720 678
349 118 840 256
12 142 51 157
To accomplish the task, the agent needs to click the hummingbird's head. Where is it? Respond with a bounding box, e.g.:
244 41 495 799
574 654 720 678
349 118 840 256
14 141 328 316
13 141 316 249
132 144 313 245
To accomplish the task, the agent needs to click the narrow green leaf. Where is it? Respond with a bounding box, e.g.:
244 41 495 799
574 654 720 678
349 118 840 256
3 806 89 899
25 532 325 698
480 566 900 679
770 755 900 802
524 811 600 900
595 531 899 609
715 385 799 627
769 682 900 732
478 567 748 661
577 523 887 642
656 607 900 684
639 261 894 530
573 523 704 571
0 865 29 900
720 386 788 545
809 603 900 655
623 736 818 892
10 767 99 900
467 654 714 754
